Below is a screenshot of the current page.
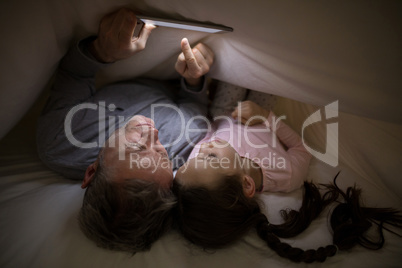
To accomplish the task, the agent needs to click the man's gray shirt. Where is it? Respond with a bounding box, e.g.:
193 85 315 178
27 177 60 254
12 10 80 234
37 37 208 179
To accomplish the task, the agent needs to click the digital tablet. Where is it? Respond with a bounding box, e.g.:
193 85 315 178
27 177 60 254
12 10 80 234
133 15 233 37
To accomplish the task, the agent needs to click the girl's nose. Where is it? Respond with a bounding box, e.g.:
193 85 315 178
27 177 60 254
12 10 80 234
201 142 214 149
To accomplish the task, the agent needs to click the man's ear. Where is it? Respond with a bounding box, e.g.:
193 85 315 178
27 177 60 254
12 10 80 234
82 160 98 189
242 174 256 198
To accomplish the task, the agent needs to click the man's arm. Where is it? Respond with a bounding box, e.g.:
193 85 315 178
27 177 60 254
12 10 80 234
42 8 154 114
40 37 105 116
37 8 155 179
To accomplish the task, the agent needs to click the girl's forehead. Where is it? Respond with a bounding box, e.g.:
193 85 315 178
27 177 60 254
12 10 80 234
176 152 242 188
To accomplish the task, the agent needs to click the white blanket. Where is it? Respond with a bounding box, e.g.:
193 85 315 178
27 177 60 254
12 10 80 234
0 1 401 138
0 0 401 267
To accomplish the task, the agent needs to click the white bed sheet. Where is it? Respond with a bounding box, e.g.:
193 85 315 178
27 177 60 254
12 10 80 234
1 97 401 268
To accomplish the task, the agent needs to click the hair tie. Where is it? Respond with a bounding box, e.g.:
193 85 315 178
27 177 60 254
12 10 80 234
334 244 339 254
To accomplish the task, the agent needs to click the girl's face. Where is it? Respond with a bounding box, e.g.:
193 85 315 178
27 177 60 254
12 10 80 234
175 138 243 188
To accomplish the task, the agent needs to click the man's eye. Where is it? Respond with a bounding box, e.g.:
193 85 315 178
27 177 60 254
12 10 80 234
126 143 146 150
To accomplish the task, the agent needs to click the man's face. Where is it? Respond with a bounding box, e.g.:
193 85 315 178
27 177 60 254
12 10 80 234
101 115 173 188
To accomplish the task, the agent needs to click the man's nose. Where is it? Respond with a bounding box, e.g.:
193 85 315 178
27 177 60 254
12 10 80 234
141 126 159 146
151 127 159 141
148 129 167 153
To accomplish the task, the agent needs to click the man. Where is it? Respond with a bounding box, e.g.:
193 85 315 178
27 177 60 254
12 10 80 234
36 8 214 252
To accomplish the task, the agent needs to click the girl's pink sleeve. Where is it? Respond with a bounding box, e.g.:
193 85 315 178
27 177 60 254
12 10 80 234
266 111 312 192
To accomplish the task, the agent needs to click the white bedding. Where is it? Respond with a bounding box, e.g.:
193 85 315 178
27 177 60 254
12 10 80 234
0 0 401 267
1 1 401 138
1 96 401 268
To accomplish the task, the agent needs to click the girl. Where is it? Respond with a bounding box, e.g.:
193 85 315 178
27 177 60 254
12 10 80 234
173 83 402 263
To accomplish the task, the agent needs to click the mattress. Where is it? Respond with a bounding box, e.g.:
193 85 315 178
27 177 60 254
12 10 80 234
1 96 401 268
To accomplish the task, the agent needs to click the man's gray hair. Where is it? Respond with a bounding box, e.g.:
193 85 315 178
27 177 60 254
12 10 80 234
78 160 176 253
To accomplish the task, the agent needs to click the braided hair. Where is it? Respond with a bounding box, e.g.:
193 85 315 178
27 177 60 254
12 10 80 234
172 172 402 263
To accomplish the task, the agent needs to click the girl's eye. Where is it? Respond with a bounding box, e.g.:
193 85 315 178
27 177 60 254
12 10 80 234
207 153 217 158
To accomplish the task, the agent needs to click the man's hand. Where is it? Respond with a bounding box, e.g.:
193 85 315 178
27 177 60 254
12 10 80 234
231 100 270 126
90 8 155 63
175 38 214 87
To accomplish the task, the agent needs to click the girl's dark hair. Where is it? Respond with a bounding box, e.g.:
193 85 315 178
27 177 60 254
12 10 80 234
172 172 402 263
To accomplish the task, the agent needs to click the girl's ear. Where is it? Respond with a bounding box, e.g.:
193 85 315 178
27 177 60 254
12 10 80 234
242 175 256 198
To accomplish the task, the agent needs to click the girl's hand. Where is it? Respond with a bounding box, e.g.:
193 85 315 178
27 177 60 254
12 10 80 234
231 101 270 126
175 38 214 87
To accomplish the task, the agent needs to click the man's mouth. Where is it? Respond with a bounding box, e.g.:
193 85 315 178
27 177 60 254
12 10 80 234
135 123 154 128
